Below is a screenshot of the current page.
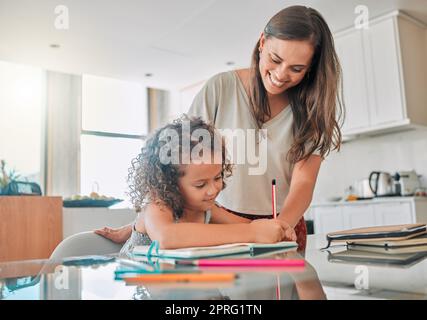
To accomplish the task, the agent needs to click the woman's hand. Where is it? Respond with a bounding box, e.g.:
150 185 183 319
94 224 132 244
250 219 297 243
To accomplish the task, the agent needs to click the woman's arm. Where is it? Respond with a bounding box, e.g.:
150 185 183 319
282 251 326 299
278 154 322 227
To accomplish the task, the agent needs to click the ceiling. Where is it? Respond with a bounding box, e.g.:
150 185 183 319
0 0 426 90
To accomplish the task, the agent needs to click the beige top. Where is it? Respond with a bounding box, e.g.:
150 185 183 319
188 70 319 215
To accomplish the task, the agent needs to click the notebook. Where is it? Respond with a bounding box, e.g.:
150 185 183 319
347 244 427 255
348 233 427 247
327 248 427 267
323 223 427 249
347 233 427 254
132 241 298 259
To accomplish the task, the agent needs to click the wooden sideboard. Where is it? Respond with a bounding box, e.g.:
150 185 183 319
0 196 63 262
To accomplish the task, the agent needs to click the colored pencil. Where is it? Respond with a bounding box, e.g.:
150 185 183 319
177 259 305 267
123 273 236 283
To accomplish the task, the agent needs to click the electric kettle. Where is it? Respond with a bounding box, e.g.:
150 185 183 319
368 171 397 197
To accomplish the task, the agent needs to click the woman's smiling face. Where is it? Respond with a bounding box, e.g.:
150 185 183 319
258 34 314 95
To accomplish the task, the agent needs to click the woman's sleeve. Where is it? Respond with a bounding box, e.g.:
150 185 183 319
304 140 322 157
186 74 223 124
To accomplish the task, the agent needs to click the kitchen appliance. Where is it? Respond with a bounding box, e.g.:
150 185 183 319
351 179 375 199
395 170 421 196
2 181 42 196
368 171 399 197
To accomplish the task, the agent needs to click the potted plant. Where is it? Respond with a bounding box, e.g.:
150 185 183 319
0 160 20 195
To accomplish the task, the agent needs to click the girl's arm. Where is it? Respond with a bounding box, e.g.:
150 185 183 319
278 154 322 227
144 203 290 249
94 203 250 244
94 224 133 244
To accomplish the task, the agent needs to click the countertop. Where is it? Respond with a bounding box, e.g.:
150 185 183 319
1 234 426 300
311 196 427 207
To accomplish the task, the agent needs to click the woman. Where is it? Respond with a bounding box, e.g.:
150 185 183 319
96 5 343 251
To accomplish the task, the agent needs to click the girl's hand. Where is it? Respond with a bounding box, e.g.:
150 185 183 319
94 224 132 244
250 219 297 243
281 220 297 242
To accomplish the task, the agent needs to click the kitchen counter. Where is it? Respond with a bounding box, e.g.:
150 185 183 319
62 207 137 239
307 197 427 234
311 196 427 207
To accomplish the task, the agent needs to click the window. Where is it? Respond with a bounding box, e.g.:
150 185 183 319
0 60 45 188
80 75 148 201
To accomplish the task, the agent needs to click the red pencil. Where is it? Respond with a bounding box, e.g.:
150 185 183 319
272 178 279 299
272 179 277 219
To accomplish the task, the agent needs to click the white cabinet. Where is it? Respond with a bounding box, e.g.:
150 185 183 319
374 202 414 226
344 205 378 229
365 18 405 126
311 206 345 234
334 11 427 138
313 204 382 234
335 30 371 133
311 198 427 234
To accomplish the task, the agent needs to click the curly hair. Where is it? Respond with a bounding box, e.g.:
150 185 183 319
127 115 233 219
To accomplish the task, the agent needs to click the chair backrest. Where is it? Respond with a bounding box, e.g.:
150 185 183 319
50 231 123 260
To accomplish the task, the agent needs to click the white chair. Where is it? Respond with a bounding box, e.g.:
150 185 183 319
50 231 123 260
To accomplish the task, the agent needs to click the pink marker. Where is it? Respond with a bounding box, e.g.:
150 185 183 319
179 259 305 267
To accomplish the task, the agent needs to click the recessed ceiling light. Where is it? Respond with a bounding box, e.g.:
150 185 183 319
49 44 60 49
226 61 235 66
145 73 153 77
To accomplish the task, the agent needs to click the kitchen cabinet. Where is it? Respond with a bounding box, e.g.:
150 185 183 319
335 29 371 133
62 207 136 239
334 11 427 139
310 197 427 234
311 206 345 235
0 196 63 262
374 202 414 226
344 205 378 229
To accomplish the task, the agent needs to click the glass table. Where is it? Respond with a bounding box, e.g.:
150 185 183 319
1 234 426 300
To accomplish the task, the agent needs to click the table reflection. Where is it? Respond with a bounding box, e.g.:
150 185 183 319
0 249 327 300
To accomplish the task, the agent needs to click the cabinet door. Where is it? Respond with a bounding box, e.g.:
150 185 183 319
343 205 379 229
365 18 405 125
335 30 371 133
374 202 414 226
312 206 345 234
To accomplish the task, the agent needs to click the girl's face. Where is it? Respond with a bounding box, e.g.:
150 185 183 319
178 163 223 213
258 34 314 96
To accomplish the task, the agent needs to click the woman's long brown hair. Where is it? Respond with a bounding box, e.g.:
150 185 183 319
249 5 344 163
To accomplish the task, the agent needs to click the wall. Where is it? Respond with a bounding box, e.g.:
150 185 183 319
313 128 427 202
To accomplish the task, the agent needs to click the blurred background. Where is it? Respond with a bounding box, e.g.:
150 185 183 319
1 1 427 251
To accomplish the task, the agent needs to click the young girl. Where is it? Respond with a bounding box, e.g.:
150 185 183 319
119 115 296 255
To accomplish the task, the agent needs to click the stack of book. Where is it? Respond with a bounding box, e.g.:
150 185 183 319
325 224 427 267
